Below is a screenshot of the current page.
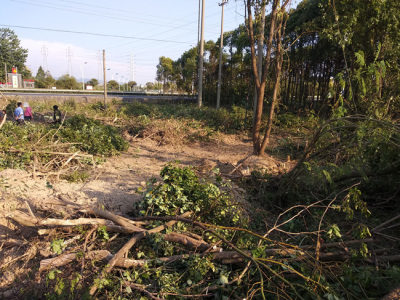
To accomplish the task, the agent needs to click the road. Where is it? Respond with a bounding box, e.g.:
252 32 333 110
2 91 194 100
1 91 196 104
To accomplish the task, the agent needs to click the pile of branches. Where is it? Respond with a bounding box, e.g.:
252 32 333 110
4 201 400 299
2 164 400 299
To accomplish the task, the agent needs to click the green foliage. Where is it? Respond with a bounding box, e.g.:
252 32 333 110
5 98 18 117
50 239 65 255
60 114 129 156
121 102 250 133
0 28 31 79
336 265 400 299
97 226 109 241
63 170 89 183
56 74 80 90
136 163 245 227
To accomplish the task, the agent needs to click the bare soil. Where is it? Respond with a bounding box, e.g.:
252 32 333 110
0 131 294 297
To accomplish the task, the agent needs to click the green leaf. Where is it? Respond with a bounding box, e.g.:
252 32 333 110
219 275 229 285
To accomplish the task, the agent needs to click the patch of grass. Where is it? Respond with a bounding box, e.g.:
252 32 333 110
121 102 251 133
63 170 90 183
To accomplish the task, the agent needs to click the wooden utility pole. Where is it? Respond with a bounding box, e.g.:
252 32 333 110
103 50 107 109
216 0 228 110
198 0 205 107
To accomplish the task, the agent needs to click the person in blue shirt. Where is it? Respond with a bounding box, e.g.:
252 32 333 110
14 102 25 125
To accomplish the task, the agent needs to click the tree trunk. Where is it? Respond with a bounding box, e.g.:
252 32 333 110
246 0 278 154
260 14 285 153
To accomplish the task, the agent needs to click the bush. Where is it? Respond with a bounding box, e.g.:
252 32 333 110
136 163 245 227
121 102 250 133
60 115 129 156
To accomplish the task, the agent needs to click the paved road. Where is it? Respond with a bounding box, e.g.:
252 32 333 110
2 91 194 100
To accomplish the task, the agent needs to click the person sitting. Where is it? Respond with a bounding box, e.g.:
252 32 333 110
14 102 25 125
23 102 33 121
53 105 62 124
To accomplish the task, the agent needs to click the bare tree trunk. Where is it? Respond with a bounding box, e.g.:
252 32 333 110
246 0 278 154
260 13 286 153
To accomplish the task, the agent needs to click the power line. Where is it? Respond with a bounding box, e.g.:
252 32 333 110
10 0 200 33
0 24 194 44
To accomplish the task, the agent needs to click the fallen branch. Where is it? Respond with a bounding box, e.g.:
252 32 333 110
372 214 400 232
8 211 116 228
40 250 112 271
82 207 145 232
89 211 192 296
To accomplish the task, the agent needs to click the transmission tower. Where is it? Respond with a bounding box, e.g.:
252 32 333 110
66 47 73 76
41 45 49 72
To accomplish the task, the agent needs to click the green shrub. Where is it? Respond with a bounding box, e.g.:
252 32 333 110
63 170 90 183
136 163 245 227
60 115 129 156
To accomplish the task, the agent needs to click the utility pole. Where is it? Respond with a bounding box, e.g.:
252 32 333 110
80 62 87 90
216 0 228 109
197 0 205 107
103 50 107 109
4 63 7 86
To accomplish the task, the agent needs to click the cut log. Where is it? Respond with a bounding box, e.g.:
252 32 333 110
39 250 112 271
82 207 145 232
163 232 213 252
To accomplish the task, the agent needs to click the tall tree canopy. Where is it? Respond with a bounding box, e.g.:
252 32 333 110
0 28 30 80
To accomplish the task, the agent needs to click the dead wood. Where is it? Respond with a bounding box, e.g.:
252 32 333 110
82 207 145 232
163 232 213 252
8 211 116 228
41 218 114 226
39 250 112 271
128 283 164 300
381 285 400 300
372 214 400 232
8 211 38 227
299 238 374 250
89 211 192 296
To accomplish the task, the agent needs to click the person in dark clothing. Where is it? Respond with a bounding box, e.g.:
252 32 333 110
53 105 62 124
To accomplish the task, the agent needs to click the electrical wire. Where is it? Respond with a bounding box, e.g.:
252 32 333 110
0 24 195 44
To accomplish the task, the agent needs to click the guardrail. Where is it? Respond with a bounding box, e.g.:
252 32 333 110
0 88 196 98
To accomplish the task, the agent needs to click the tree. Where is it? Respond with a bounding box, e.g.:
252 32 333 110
107 80 119 90
0 28 31 80
145 82 154 90
127 81 137 90
156 56 175 89
246 0 290 155
86 78 99 87
56 74 80 90
35 66 55 88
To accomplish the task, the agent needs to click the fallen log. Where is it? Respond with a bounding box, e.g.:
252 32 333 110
39 248 398 272
40 250 112 271
81 207 145 232
163 232 213 252
8 211 116 228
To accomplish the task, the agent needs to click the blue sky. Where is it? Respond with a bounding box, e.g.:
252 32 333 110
1 0 299 85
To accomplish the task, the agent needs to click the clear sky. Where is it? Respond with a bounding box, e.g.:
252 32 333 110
1 0 249 85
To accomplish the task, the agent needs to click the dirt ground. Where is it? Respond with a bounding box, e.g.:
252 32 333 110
0 132 291 217
0 132 294 296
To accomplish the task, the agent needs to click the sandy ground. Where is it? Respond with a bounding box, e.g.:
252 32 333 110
0 131 296 296
0 132 291 219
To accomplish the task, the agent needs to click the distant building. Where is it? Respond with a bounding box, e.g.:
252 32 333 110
0 71 35 88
